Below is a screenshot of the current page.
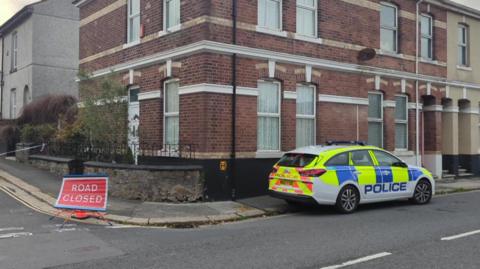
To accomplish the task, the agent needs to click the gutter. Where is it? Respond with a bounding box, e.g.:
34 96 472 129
416 0 424 167
1 36 3 118
230 0 238 200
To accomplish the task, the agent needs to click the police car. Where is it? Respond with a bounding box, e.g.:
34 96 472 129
268 141 434 213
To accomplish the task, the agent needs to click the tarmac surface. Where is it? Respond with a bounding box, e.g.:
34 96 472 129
1 188 479 268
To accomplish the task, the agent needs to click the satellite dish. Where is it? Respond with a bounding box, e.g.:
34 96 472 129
357 48 376 61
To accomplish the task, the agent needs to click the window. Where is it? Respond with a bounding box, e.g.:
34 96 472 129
296 0 317 37
326 153 349 166
277 153 317 167
11 31 18 71
351 150 374 166
368 93 383 147
10 89 16 119
380 3 398 53
23 86 29 106
165 0 180 30
395 95 408 150
129 88 139 103
164 81 179 145
127 0 141 43
373 150 402 166
258 81 281 151
296 85 316 148
458 24 469 66
421 15 433 60
258 0 281 30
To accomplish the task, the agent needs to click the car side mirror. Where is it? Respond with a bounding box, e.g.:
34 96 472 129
393 162 408 168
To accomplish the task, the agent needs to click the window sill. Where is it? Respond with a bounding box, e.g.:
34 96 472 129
123 40 141 49
293 34 323 44
456 65 472 71
393 150 414 157
256 151 284 159
377 50 405 59
159 25 182 37
256 26 288 38
420 58 438 65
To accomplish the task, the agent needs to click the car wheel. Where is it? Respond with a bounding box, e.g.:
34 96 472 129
412 179 432 205
335 185 360 214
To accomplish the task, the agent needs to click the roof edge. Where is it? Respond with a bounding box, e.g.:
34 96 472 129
0 6 34 36
72 0 93 7
427 0 480 20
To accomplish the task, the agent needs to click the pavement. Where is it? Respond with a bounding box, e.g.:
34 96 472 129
0 158 289 227
0 157 479 227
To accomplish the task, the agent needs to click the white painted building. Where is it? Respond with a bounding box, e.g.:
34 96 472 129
0 0 79 119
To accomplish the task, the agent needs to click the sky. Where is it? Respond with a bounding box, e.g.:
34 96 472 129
0 0 479 25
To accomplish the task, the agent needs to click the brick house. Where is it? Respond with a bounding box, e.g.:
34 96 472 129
73 0 480 200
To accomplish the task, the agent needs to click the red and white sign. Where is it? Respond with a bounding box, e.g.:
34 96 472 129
55 175 108 211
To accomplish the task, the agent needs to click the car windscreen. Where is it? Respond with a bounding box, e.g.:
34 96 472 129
277 153 317 168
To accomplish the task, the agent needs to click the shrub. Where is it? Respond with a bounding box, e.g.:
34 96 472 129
20 124 56 144
17 94 77 126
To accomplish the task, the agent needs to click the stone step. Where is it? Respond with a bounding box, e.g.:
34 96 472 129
457 173 474 178
441 174 456 180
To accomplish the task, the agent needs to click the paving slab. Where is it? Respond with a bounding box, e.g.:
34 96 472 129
0 158 274 227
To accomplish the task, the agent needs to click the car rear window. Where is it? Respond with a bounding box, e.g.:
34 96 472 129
277 153 317 168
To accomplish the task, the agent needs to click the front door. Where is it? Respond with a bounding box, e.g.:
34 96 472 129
128 88 140 163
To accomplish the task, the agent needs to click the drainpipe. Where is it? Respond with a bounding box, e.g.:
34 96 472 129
0 36 4 119
415 0 424 167
230 0 238 200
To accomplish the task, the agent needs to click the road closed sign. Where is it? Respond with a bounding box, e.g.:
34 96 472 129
55 175 109 211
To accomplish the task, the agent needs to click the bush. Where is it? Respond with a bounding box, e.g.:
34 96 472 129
20 124 56 144
17 94 77 126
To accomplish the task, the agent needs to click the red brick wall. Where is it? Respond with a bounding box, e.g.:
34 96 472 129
80 6 127 60
79 0 448 79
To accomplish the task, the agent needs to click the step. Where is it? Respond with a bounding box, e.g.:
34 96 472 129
441 174 456 180
458 173 474 177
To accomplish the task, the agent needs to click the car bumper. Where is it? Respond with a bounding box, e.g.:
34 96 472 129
268 190 317 204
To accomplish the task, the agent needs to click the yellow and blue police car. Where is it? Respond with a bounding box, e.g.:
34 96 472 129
268 141 434 213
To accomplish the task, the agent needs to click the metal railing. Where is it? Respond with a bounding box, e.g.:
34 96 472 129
43 141 196 164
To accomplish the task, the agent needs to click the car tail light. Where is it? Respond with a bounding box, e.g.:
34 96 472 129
299 169 327 177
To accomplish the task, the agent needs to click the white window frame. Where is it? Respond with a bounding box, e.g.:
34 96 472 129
127 0 141 44
164 0 181 32
420 14 433 60
10 88 16 119
296 0 318 38
296 84 316 148
379 2 398 53
257 80 282 152
394 94 408 150
258 0 283 31
11 31 17 71
458 24 469 66
163 79 180 146
368 92 384 148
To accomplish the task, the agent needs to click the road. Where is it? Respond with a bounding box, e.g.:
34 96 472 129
1 190 479 269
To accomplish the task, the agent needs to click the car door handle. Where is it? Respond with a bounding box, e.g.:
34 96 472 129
353 171 362 175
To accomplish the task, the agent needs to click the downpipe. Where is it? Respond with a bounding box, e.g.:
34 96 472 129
230 0 238 200
415 0 424 167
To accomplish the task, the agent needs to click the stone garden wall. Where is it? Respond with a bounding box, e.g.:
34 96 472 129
27 155 204 203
